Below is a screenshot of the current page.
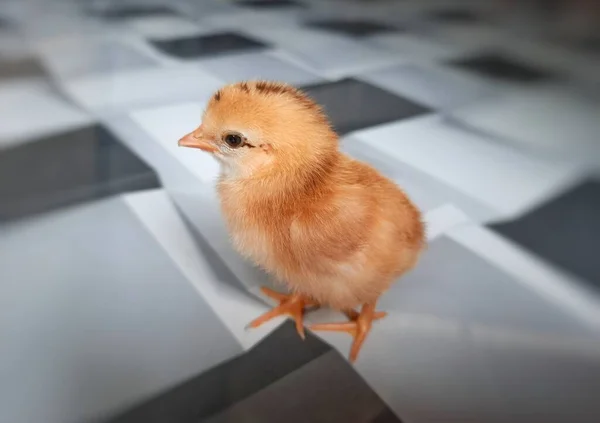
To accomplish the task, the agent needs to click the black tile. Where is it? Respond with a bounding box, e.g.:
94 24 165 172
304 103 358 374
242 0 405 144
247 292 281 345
448 52 553 83
372 407 404 423
306 19 398 37
0 125 160 223
0 57 46 80
235 0 305 8
580 36 600 54
426 8 482 23
301 78 431 135
105 321 331 423
150 32 269 59
490 180 600 291
89 5 179 20
204 350 399 423
0 15 14 28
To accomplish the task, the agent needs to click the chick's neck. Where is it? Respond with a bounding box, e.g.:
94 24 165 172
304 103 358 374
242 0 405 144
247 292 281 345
224 147 342 204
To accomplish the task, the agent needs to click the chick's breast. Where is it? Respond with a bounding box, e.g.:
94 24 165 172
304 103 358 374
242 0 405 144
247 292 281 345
218 159 424 311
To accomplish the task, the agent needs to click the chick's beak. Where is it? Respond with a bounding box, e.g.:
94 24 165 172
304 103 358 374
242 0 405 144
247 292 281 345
178 125 217 153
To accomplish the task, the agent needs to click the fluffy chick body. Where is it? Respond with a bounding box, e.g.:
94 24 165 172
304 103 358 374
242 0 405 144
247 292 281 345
203 82 425 311
219 154 423 310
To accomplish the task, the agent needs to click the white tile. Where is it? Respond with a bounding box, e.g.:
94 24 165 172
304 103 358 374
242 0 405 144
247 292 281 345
125 15 204 39
423 204 470 241
0 31 30 60
202 9 302 31
352 115 584 220
169 188 278 298
342 138 497 222
129 101 220 184
429 23 512 53
448 223 600 331
123 189 282 351
359 62 495 109
35 36 156 79
451 86 600 162
366 33 469 63
243 27 403 78
62 66 223 114
197 50 323 85
0 80 92 149
0 195 242 423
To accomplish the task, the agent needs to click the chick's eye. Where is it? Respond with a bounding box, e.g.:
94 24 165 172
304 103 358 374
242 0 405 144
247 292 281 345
224 134 243 148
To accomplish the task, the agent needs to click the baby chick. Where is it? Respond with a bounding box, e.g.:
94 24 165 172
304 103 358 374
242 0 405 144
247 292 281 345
179 81 425 362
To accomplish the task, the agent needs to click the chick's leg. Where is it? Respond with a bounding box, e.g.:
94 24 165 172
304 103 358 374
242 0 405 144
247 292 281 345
310 302 387 363
248 287 317 339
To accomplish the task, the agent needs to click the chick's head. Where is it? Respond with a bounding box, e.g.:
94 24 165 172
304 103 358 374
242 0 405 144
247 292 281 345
179 81 337 179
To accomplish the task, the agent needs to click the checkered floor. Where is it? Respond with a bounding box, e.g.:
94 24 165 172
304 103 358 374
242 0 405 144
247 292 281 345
1 0 600 422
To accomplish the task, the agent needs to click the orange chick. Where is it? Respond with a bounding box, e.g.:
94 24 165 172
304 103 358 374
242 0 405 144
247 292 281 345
178 81 425 362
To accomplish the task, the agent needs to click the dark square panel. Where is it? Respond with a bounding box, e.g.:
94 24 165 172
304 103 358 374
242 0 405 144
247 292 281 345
105 321 402 423
372 407 405 423
490 180 600 291
301 78 431 134
580 36 600 54
235 0 305 8
0 15 14 28
89 5 179 20
426 8 482 23
105 321 330 423
0 57 46 80
448 52 553 83
150 32 269 59
306 19 398 37
0 125 160 222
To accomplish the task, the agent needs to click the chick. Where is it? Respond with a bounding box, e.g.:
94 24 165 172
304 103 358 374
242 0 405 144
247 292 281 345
179 81 425 362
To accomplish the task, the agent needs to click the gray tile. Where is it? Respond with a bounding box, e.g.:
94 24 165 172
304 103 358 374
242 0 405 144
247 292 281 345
341 137 496 221
205 350 392 423
372 408 404 423
306 19 399 37
425 8 483 24
447 52 555 83
90 5 180 20
43 42 157 79
469 345 600 423
0 124 160 222
235 0 305 8
0 197 242 423
358 63 495 110
491 180 600 291
0 15 14 28
301 78 431 135
0 57 46 80
379 236 592 335
197 51 322 85
150 32 270 59
106 321 330 423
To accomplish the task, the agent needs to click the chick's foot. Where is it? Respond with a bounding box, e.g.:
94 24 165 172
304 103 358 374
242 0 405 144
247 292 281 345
310 303 387 363
248 287 318 340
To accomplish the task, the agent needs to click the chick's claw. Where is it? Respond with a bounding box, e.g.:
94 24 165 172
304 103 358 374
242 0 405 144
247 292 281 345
311 303 386 363
248 287 318 340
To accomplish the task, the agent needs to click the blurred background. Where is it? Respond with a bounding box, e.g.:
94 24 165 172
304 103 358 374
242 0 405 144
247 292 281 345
0 0 599 422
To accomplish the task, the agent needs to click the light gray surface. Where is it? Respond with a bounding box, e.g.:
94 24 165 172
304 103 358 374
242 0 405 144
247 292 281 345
197 51 323 86
0 196 242 423
38 40 157 80
381 236 592 335
341 137 497 222
359 62 496 110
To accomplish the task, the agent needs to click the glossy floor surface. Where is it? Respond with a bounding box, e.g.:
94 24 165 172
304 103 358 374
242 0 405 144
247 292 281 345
1 0 599 422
